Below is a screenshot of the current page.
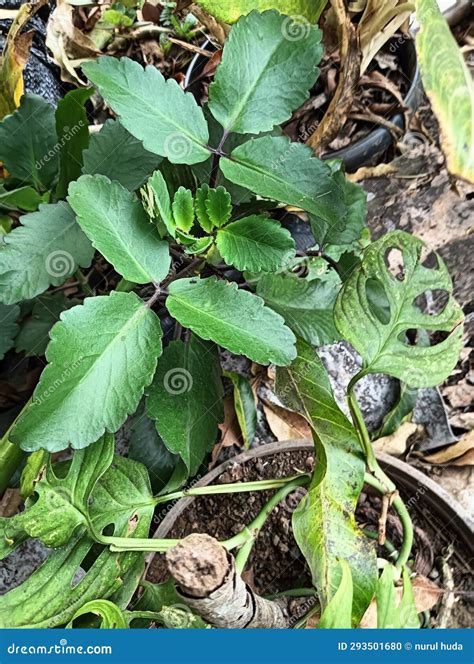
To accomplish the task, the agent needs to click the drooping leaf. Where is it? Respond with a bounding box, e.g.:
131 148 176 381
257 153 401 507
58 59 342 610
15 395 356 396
220 136 348 225
0 185 45 212
209 10 322 135
205 186 232 228
82 119 162 190
147 334 224 476
11 292 163 452
194 1 327 25
167 277 296 366
376 565 420 629
15 293 78 357
0 302 19 359
223 370 257 448
415 0 474 183
172 186 194 232
195 184 213 232
216 216 295 272
334 231 464 387
83 56 210 164
0 202 94 305
68 175 171 285
0 95 59 190
143 170 176 237
67 600 127 629
256 273 340 345
318 560 353 629
55 88 93 199
276 339 377 624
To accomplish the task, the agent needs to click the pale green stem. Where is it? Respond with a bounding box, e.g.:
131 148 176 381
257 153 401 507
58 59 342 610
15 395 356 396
0 399 31 493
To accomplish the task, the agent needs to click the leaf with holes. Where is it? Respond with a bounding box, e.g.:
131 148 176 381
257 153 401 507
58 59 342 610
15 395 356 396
68 175 170 284
11 292 163 452
0 302 19 359
167 277 296 366
0 203 94 305
216 216 295 272
334 231 464 387
208 10 322 134
276 339 377 624
83 56 210 165
146 334 224 477
256 272 341 345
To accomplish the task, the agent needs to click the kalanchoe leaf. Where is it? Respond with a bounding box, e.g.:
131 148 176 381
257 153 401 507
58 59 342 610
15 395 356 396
68 174 171 285
0 202 94 305
195 184 213 232
334 230 464 387
167 276 296 366
172 186 194 232
83 56 210 164
256 272 341 346
184 236 214 256
0 95 58 190
205 186 232 228
216 216 295 272
208 10 323 135
143 170 176 237
0 185 46 212
220 136 348 226
0 302 19 359
276 339 377 624
146 334 224 477
82 119 162 191
11 292 163 452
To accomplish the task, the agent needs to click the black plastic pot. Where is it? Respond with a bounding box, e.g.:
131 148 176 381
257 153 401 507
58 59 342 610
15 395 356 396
185 38 421 172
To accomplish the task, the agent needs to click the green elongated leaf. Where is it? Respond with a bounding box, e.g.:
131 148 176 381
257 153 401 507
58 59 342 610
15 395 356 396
0 202 94 305
334 231 464 387
194 1 327 24
55 88 92 199
205 186 232 228
0 302 19 359
224 370 257 448
0 453 154 628
67 600 127 629
11 292 163 452
376 565 420 629
257 273 340 346
146 334 224 476
0 185 45 212
128 405 180 494
415 0 474 183
68 175 171 284
209 11 322 135
319 560 353 629
0 434 115 557
275 339 377 624
15 293 78 357
82 119 162 190
195 184 213 232
167 277 296 366
143 170 176 237
20 449 49 499
172 186 194 232
83 56 210 164
0 94 58 190
216 216 295 272
220 136 348 225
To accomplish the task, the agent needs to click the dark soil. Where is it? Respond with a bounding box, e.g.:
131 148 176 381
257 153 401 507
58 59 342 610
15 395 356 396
146 448 473 627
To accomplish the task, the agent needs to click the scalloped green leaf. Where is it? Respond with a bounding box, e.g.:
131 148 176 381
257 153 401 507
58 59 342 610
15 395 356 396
209 10 323 134
172 187 194 232
167 276 296 366
216 215 295 272
334 231 464 387
0 202 94 305
195 184 213 232
68 175 170 285
205 186 232 228
276 339 377 624
83 56 210 165
11 292 163 452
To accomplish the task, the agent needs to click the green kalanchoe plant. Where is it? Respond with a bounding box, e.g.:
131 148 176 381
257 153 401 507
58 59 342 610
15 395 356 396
0 9 464 628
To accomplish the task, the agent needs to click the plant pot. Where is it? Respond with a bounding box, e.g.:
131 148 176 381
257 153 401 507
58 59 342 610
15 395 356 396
184 37 421 172
146 440 474 627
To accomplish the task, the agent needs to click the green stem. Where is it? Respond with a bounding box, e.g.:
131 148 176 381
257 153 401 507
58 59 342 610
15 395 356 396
74 269 94 297
0 400 30 494
116 278 137 293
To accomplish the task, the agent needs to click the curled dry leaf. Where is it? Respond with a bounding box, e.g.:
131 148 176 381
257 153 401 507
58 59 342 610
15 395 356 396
262 402 312 442
424 430 474 466
373 422 422 457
